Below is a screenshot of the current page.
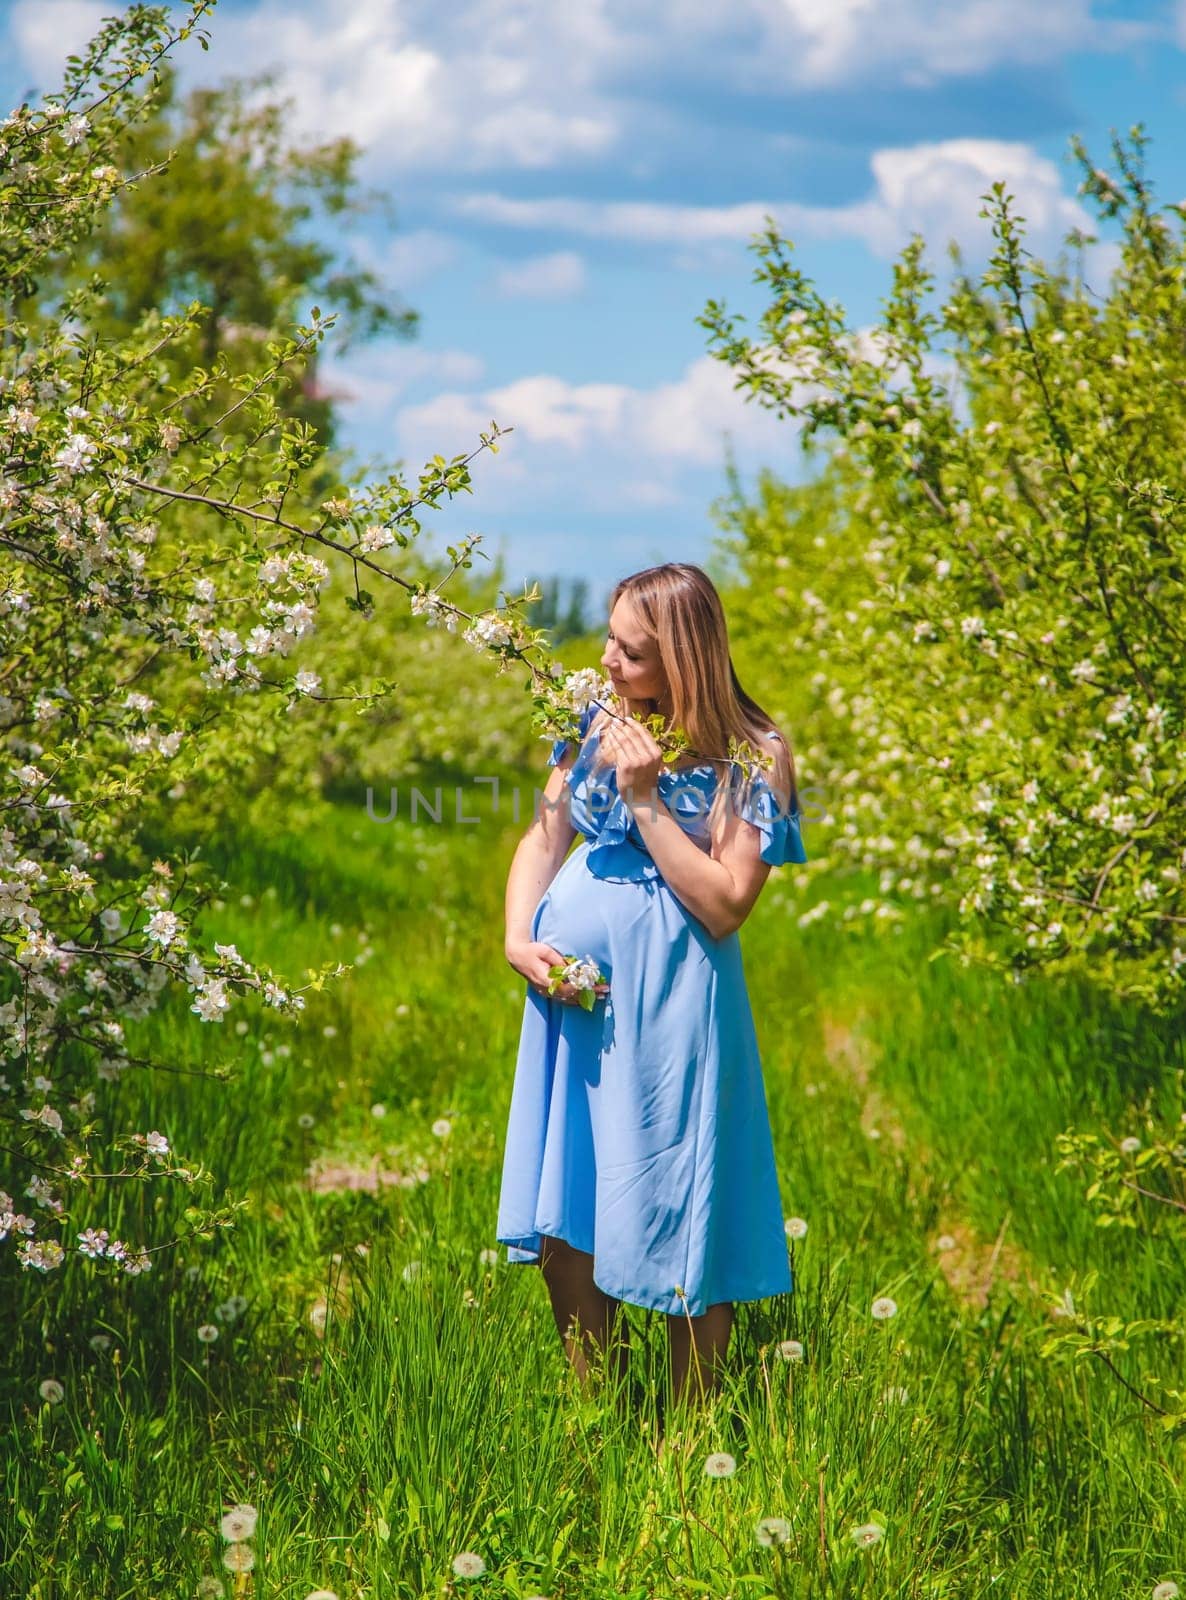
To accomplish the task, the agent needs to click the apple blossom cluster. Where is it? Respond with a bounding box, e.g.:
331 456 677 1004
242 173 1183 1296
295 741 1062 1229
462 611 515 650
409 588 460 631
562 667 607 713
556 956 604 994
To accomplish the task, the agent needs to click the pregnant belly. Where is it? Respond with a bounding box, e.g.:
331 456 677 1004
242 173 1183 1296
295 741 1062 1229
532 845 615 972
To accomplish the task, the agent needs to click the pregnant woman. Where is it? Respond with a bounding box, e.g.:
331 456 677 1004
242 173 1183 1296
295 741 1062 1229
497 562 807 1415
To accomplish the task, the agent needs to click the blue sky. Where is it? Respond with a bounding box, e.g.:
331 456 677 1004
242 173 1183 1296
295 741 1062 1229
3 0 1184 617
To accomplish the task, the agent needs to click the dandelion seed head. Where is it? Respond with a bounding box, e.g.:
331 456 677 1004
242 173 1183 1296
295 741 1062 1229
703 1451 737 1478
479 1247 499 1267
775 1339 805 1362
370 1102 386 1118
1152 1583 1180 1600
783 1216 808 1239
450 1550 486 1578
38 1378 64 1404
850 1521 885 1548
871 1296 898 1320
221 1542 255 1572
935 1234 957 1251
219 1504 257 1542
1119 1135 1141 1154
197 1323 219 1343
401 1260 422 1282
431 1117 452 1137
195 1578 224 1599
304 1590 339 1600
755 1515 791 1547
297 1113 315 1130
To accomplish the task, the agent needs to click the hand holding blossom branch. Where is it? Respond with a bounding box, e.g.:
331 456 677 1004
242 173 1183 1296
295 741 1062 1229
506 938 609 1006
544 954 610 1011
596 712 666 804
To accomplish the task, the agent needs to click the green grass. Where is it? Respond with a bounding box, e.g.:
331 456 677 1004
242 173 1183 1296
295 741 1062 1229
2 784 1184 1598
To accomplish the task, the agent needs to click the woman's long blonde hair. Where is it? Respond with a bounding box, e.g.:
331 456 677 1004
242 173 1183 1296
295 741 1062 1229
591 562 800 835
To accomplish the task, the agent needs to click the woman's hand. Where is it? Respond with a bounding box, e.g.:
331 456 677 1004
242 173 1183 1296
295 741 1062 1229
505 939 610 1005
599 714 665 803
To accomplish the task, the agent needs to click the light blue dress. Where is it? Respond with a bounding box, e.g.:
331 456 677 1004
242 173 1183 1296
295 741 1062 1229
496 702 808 1317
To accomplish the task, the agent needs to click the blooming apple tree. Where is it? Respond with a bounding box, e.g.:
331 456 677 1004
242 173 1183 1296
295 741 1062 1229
701 127 1186 1013
0 3 528 1276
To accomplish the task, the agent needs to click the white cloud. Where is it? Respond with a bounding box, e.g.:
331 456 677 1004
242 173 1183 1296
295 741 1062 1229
598 0 1148 92
494 250 586 299
10 0 107 83
8 0 1145 187
185 0 622 174
626 356 774 461
767 0 1094 88
454 138 1095 266
401 374 629 454
320 345 487 416
450 192 776 245
392 354 797 514
833 139 1093 259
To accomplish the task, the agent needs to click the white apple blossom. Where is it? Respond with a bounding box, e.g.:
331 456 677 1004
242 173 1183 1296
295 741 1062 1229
463 612 514 650
53 434 96 474
191 980 230 1022
20 1104 64 1136
144 909 182 949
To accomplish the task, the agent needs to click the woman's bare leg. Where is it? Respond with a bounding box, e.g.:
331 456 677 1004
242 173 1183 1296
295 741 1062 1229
538 1234 630 1389
666 1301 733 1409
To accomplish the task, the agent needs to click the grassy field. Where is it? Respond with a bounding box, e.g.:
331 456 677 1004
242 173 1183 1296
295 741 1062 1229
3 776 1184 1599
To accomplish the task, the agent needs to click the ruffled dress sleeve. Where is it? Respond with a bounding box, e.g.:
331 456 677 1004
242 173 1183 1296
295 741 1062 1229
735 736 808 866
545 701 599 767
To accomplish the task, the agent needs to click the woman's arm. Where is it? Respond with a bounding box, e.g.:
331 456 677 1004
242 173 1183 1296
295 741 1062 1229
626 792 772 941
504 751 580 952
505 752 609 1004
599 711 774 941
